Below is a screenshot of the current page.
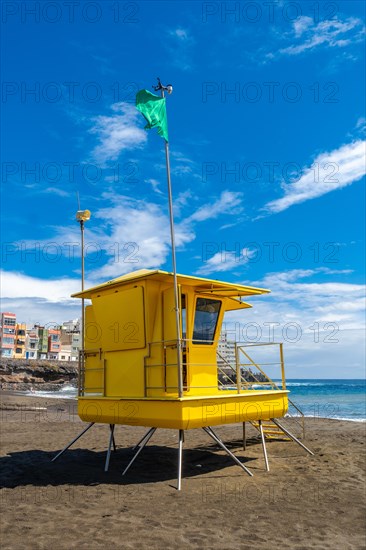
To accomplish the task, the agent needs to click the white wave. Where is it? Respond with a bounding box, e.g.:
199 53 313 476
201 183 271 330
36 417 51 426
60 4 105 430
302 414 366 423
278 382 324 387
25 384 77 399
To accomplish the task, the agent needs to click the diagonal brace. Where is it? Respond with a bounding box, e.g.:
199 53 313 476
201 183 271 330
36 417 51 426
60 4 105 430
51 422 95 462
203 426 253 477
122 427 157 476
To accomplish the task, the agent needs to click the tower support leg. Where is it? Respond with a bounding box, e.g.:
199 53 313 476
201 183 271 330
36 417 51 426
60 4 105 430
177 429 184 491
105 424 115 472
110 424 117 452
203 426 253 477
258 420 269 471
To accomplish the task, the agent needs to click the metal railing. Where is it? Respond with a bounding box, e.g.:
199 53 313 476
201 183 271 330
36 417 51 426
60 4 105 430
78 348 105 397
78 339 305 438
240 343 304 437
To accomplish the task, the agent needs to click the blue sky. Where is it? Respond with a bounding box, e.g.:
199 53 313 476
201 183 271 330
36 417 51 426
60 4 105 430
1 0 365 377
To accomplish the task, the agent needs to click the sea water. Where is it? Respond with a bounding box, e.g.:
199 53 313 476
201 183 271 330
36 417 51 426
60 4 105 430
26 379 365 421
276 379 366 422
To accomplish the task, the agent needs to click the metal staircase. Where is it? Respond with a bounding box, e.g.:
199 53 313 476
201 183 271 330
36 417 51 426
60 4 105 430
217 342 306 441
250 419 291 440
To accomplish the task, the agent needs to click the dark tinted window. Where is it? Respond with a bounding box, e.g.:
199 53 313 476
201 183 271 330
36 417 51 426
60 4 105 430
181 294 186 339
193 298 221 345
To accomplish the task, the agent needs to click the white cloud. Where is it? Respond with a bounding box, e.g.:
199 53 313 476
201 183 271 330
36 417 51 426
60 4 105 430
145 178 163 195
188 191 243 222
0 270 93 325
279 16 364 56
90 198 181 279
248 268 366 331
1 297 82 327
0 270 80 303
170 28 191 41
44 187 70 198
88 190 243 280
89 102 147 163
8 190 244 282
196 247 254 275
0 189 245 322
265 140 366 213
293 15 313 37
222 268 365 377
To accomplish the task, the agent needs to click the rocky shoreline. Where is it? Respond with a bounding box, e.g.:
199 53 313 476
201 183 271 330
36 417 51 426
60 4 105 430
0 359 78 392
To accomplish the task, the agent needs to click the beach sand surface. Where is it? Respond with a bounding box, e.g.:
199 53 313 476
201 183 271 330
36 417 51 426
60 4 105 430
1 392 365 550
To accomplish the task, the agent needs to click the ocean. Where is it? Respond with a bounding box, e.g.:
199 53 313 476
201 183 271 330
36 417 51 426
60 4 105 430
277 379 366 422
25 379 365 422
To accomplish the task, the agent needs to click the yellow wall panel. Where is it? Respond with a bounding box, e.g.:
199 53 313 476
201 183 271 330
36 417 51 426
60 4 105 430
91 286 146 351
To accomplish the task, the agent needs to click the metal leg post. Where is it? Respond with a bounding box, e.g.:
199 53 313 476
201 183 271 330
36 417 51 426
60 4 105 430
203 426 253 477
110 424 117 452
51 422 95 462
242 422 246 451
177 429 184 491
105 424 115 472
258 420 269 471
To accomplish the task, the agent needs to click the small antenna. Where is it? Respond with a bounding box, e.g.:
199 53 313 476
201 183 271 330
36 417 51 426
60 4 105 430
76 191 81 210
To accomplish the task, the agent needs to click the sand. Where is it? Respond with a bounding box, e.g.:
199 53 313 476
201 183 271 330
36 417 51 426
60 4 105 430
1 392 365 550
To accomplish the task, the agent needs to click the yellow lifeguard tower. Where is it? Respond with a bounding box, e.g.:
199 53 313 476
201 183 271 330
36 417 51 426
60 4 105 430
53 268 313 488
52 81 313 488
76 269 289 427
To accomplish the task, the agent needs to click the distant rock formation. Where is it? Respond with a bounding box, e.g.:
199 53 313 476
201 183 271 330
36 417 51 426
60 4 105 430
0 359 78 392
218 367 269 386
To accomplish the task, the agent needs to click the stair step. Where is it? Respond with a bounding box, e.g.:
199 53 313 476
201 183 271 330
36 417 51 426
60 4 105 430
265 435 292 441
251 422 281 430
251 422 275 427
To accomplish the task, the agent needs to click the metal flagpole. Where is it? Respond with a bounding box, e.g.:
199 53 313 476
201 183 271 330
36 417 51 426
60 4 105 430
76 209 91 395
154 78 183 398
81 220 85 375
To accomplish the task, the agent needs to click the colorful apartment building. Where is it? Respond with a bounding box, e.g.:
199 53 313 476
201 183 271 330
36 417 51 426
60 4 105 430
25 329 39 360
37 326 49 359
14 323 27 359
47 328 61 360
0 314 80 361
60 328 81 361
71 332 81 361
0 312 16 358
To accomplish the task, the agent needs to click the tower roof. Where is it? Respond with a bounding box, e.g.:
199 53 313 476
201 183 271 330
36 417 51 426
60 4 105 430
72 269 270 299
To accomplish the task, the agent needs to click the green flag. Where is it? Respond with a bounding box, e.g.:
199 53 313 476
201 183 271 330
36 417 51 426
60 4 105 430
136 89 169 142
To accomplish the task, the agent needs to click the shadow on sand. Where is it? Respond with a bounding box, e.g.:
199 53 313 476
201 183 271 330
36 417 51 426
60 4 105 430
1 435 263 489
